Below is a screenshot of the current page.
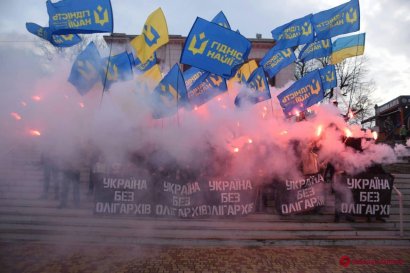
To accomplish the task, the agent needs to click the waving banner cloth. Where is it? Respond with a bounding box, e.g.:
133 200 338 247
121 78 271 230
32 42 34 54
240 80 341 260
312 0 360 40
184 67 227 108
68 42 102 95
211 11 231 29
277 70 324 116
26 22 81 47
101 52 133 89
260 47 296 78
150 64 188 119
46 0 113 34
234 67 271 107
298 39 332 62
130 8 169 63
129 52 157 72
331 33 365 64
232 60 258 84
271 14 314 50
319 65 337 90
180 17 251 78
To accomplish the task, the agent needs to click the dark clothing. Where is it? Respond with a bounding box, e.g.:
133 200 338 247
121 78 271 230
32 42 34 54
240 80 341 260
59 170 80 208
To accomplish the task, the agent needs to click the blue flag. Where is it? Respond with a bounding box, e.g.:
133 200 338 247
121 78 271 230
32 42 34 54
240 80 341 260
184 67 227 107
211 11 231 29
271 14 314 50
235 67 271 107
184 67 208 90
102 52 133 89
312 0 360 40
130 51 157 72
319 65 337 90
26 22 81 47
46 0 113 35
151 64 188 119
180 17 251 78
277 70 324 116
68 42 102 95
298 39 332 62
260 47 296 78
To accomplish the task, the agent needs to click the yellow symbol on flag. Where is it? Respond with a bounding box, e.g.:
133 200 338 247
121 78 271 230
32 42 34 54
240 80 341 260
310 79 321 95
94 5 109 26
130 8 169 63
77 60 98 81
218 22 229 29
325 71 334 82
160 84 179 106
209 75 222 87
61 34 74 41
282 49 293 58
302 22 312 36
250 75 267 92
321 40 330 49
106 63 118 81
136 64 162 93
188 32 208 55
233 60 257 83
346 8 358 24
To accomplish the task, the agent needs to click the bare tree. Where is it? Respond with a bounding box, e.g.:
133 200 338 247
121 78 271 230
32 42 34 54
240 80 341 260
294 47 377 124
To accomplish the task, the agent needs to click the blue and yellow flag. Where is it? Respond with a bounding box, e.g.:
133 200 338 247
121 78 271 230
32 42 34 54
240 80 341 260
277 70 324 116
135 64 162 93
101 52 133 89
184 67 208 90
271 14 314 50
260 47 296 78
232 60 258 84
68 42 102 95
180 17 251 78
184 67 227 107
312 0 360 40
331 33 365 64
26 22 81 47
130 51 157 72
211 11 231 29
319 65 337 90
298 39 332 62
46 0 113 35
130 8 169 63
151 64 188 119
235 67 271 107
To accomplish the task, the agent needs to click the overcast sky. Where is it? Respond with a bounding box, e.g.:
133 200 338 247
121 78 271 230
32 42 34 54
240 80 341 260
0 0 409 105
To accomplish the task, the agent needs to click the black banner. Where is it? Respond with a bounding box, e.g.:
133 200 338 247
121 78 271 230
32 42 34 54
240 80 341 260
94 172 153 216
94 173 257 218
275 173 326 215
335 166 394 217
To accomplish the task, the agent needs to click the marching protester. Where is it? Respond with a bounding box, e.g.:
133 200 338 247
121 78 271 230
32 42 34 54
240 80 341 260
40 148 60 200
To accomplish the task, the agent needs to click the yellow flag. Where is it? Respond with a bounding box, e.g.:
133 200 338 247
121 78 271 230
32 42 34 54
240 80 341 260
130 8 169 63
135 64 162 92
234 60 258 83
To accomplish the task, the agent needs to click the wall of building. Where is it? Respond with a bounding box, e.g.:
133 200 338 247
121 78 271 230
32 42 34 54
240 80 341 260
104 34 295 87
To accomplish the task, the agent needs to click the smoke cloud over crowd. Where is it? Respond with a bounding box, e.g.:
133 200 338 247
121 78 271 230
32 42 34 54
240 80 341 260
1 43 408 185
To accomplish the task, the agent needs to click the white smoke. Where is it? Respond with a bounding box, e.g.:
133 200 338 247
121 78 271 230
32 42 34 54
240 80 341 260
0 38 404 183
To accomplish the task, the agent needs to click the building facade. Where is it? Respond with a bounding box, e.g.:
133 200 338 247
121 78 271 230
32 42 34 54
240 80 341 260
362 95 410 141
103 33 295 88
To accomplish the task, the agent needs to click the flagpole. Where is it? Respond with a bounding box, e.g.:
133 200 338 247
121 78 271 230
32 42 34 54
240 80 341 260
176 67 181 128
99 34 114 106
347 34 363 111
